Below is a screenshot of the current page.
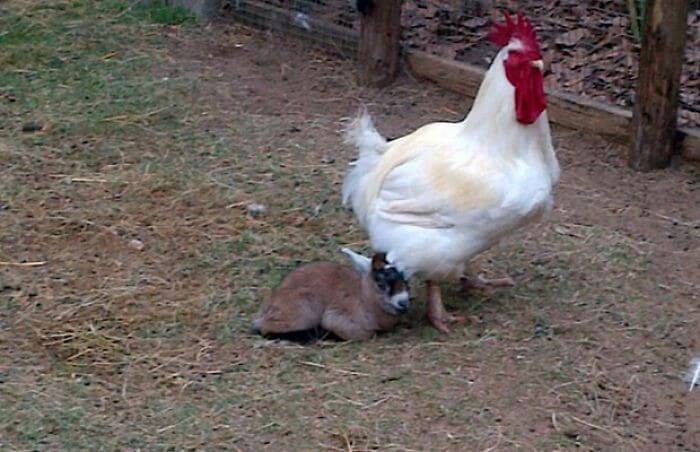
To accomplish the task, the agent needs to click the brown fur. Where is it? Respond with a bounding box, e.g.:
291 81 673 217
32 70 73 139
253 261 401 341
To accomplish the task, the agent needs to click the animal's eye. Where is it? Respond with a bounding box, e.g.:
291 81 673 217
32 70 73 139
373 272 391 292
374 266 409 294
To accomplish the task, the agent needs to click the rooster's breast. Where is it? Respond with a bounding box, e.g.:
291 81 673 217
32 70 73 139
365 149 554 281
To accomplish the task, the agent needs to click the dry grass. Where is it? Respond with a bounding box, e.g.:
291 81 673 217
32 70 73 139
1 0 699 449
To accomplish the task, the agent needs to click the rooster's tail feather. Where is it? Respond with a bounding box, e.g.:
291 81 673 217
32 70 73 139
342 109 387 223
343 108 386 158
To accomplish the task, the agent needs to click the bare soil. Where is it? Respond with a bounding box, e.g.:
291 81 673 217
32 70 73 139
1 9 699 450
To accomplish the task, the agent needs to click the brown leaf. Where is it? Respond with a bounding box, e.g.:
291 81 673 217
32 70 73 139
555 28 590 47
440 43 463 60
544 73 561 90
549 62 565 77
462 17 488 29
572 5 588 18
610 16 626 34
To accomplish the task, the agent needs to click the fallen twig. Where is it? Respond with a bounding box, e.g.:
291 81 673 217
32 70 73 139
649 211 700 228
569 415 622 440
299 361 371 377
0 261 47 267
102 106 170 123
50 174 127 184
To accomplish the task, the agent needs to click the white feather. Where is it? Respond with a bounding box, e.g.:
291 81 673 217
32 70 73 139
342 109 387 223
293 12 311 31
344 107 387 157
686 357 700 392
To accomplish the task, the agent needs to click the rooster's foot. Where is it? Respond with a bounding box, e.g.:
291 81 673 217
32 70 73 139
426 310 467 334
426 280 467 333
461 274 515 291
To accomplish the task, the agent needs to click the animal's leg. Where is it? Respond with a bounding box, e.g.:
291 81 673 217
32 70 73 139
255 299 322 335
460 273 515 290
321 310 373 341
426 280 466 333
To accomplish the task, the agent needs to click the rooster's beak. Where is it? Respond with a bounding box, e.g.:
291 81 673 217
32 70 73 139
531 60 544 71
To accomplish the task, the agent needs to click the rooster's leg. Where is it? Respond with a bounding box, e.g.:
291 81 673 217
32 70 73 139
426 280 465 333
460 273 515 290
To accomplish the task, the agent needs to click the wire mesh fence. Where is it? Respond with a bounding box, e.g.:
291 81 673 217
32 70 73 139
222 0 359 55
223 0 700 128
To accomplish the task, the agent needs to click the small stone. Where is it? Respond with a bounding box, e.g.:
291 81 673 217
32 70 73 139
22 122 43 133
128 239 144 251
1 92 16 102
247 203 267 217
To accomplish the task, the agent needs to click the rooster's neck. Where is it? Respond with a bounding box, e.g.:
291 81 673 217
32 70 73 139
461 48 544 149
459 48 559 184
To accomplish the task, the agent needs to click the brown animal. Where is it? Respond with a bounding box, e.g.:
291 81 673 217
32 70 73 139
252 248 410 341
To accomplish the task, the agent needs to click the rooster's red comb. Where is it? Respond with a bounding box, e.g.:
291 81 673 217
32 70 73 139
487 11 540 52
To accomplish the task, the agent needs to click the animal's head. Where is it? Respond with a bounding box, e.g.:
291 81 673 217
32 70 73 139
488 11 546 125
340 248 410 316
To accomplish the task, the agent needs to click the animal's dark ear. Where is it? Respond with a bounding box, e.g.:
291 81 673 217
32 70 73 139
371 253 387 271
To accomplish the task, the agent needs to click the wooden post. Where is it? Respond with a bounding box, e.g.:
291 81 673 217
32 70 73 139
357 0 401 87
629 0 689 171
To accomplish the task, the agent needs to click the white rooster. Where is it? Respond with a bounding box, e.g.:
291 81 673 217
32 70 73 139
342 12 560 333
